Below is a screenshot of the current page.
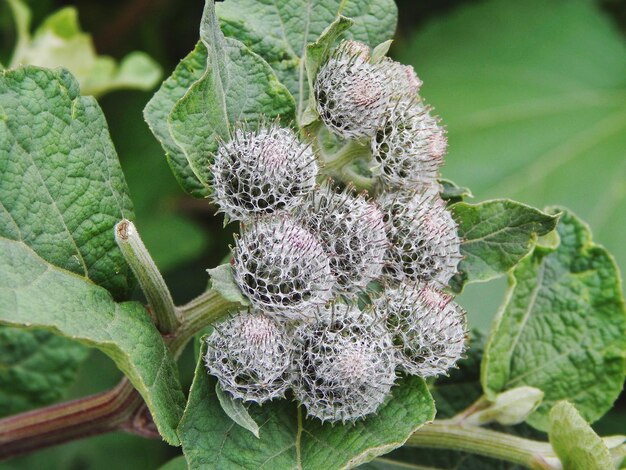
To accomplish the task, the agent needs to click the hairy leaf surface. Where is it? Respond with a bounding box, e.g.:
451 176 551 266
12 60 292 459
145 0 295 197
0 66 134 297
0 238 185 444
216 0 398 117
549 401 613 470
178 341 435 469
0 327 89 417
482 209 626 430
0 66 185 442
450 200 558 292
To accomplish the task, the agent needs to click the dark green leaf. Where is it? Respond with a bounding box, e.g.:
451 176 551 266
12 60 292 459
215 382 260 438
549 401 613 470
450 200 558 292
216 0 398 117
0 327 89 417
206 263 249 306
158 456 188 470
146 0 296 198
481 209 626 431
0 237 185 445
301 15 354 127
0 66 135 298
179 341 435 469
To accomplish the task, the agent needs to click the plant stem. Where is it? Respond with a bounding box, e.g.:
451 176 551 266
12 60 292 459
407 421 560 470
0 380 150 460
115 219 179 334
0 288 237 460
322 140 370 172
170 289 241 357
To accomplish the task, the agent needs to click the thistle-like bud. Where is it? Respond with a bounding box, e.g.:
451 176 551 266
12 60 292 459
382 58 423 99
294 185 387 294
371 100 446 189
210 124 318 222
233 217 335 320
375 283 467 377
204 310 294 403
315 41 392 139
379 189 462 286
293 303 397 423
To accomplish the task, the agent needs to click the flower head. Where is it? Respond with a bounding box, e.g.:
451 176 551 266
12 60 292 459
293 303 397 423
372 100 446 189
205 310 295 403
315 41 392 138
233 217 335 320
211 124 317 222
379 189 462 286
295 185 387 294
376 283 467 377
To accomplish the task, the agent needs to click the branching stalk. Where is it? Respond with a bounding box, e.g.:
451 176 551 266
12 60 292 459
115 219 179 334
407 421 560 470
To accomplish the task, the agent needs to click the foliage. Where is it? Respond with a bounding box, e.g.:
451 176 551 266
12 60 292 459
0 0 624 469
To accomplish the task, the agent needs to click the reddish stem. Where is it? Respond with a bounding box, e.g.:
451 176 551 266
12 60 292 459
0 379 156 460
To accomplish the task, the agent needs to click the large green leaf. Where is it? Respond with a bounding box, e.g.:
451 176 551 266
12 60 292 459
398 0 626 324
178 340 435 469
0 237 185 445
6 0 161 97
145 0 295 198
449 200 558 292
549 401 613 470
0 66 134 297
216 0 398 118
0 66 185 442
481 209 626 431
0 327 89 417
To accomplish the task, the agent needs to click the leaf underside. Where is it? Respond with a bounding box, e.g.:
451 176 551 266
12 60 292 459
481 209 626 431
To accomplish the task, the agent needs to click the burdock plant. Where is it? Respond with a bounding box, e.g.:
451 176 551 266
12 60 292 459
0 1 624 469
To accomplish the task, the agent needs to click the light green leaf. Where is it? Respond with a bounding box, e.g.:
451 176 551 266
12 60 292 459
370 40 393 64
439 179 472 204
179 341 435 469
450 200 558 292
216 0 398 117
0 327 89 417
143 43 209 198
0 66 134 297
207 263 249 306
301 15 354 126
400 0 626 313
0 66 185 442
215 382 260 438
0 237 185 445
468 386 544 427
549 401 613 470
481 209 626 431
147 0 295 198
7 2 161 97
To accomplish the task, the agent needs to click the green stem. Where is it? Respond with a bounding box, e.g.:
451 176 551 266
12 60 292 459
169 289 241 357
407 422 559 470
115 219 179 334
322 139 370 172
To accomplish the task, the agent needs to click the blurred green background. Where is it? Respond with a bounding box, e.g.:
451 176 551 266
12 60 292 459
1 0 625 468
